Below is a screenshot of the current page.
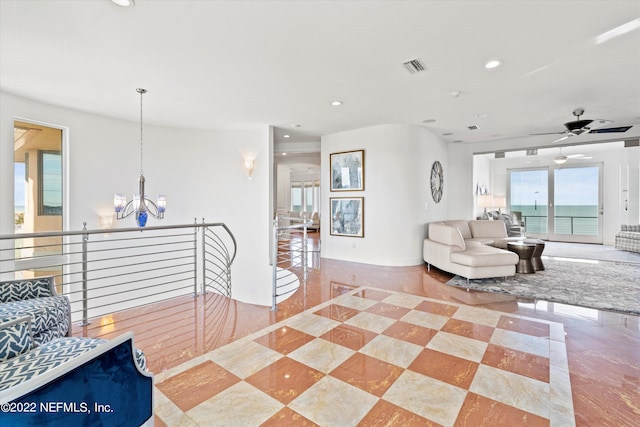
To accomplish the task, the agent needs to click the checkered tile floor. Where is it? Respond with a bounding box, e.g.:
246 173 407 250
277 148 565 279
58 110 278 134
154 287 575 426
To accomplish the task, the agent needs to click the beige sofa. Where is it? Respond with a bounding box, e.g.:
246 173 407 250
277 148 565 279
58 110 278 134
423 220 520 279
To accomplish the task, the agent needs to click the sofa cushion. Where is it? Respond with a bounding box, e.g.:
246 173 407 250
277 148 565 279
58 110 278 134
442 220 473 239
468 220 508 238
451 245 518 267
429 223 466 251
0 296 70 344
0 316 33 362
0 277 54 303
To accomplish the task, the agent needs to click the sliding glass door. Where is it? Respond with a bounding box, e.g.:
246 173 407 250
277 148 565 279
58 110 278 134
509 164 603 243
551 165 602 243
509 169 549 238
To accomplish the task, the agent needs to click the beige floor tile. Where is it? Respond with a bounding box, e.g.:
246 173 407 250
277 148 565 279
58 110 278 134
470 364 550 419
186 382 283 426
426 331 489 363
383 370 468 426
288 337 355 373
359 334 423 368
288 376 378 426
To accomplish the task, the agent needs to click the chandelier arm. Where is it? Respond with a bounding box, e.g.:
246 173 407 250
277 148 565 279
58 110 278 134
142 198 164 219
116 200 136 220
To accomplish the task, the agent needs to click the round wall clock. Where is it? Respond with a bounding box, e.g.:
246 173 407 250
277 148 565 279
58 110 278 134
430 161 443 203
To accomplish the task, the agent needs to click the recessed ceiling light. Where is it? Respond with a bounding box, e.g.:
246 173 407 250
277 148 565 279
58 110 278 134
442 132 453 136
450 90 463 98
112 0 135 6
484 59 502 69
475 113 487 119
422 119 436 124
331 101 343 106
283 134 290 138
291 124 301 128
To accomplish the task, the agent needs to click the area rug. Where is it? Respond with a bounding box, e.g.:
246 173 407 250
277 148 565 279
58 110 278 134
542 241 640 264
446 258 640 316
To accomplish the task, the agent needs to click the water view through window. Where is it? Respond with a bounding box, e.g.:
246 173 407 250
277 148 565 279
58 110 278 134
554 166 599 236
510 166 600 237
510 169 549 233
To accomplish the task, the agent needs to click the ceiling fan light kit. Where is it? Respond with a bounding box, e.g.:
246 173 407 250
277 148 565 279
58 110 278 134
553 155 568 164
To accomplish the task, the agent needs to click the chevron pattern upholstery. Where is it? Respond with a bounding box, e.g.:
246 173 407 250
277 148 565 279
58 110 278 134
0 316 33 362
0 337 104 391
0 277 70 346
0 296 70 346
0 336 148 391
0 277 54 303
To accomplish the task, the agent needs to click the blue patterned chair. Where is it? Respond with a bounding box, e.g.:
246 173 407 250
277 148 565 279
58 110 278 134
0 315 152 426
0 276 70 346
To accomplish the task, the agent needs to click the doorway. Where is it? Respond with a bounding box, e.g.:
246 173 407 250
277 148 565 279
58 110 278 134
14 120 64 282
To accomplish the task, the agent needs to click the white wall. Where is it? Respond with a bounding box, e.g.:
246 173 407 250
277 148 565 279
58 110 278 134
321 124 448 266
1 91 273 305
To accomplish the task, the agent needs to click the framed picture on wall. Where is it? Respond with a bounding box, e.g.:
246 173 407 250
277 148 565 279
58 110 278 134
330 150 364 191
330 197 364 237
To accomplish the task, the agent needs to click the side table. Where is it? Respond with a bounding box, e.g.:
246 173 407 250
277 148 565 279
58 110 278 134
507 242 537 274
524 239 545 271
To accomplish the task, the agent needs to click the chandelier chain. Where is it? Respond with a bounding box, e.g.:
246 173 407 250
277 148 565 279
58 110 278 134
139 88 144 176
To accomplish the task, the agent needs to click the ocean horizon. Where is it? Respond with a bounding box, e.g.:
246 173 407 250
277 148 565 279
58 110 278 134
511 204 598 235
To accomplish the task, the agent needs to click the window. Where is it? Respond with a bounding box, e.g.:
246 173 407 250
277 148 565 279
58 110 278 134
38 150 63 216
291 180 321 213
509 169 548 234
291 182 303 212
305 181 313 212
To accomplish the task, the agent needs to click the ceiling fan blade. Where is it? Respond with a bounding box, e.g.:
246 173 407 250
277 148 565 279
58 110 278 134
530 131 565 136
553 135 570 143
585 119 614 129
588 125 632 134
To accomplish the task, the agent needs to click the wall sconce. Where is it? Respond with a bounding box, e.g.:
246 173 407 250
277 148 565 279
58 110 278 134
245 159 255 179
99 214 114 229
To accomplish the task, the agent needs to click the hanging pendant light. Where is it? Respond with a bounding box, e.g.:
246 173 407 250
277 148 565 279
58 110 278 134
114 88 166 227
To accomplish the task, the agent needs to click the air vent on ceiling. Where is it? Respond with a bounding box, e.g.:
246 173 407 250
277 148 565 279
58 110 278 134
495 152 505 159
624 139 639 148
468 125 480 130
526 149 538 156
402 58 426 74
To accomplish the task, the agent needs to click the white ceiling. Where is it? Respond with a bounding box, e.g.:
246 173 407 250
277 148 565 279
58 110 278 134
1 0 639 149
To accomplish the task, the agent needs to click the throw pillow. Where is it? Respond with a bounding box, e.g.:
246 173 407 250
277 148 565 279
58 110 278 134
0 315 33 362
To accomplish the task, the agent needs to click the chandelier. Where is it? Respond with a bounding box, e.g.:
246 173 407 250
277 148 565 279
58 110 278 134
114 88 166 227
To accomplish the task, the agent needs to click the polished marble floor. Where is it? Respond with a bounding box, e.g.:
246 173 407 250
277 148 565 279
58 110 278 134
73 235 640 426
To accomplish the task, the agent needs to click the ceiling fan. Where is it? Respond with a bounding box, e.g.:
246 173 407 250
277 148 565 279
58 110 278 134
532 108 632 143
